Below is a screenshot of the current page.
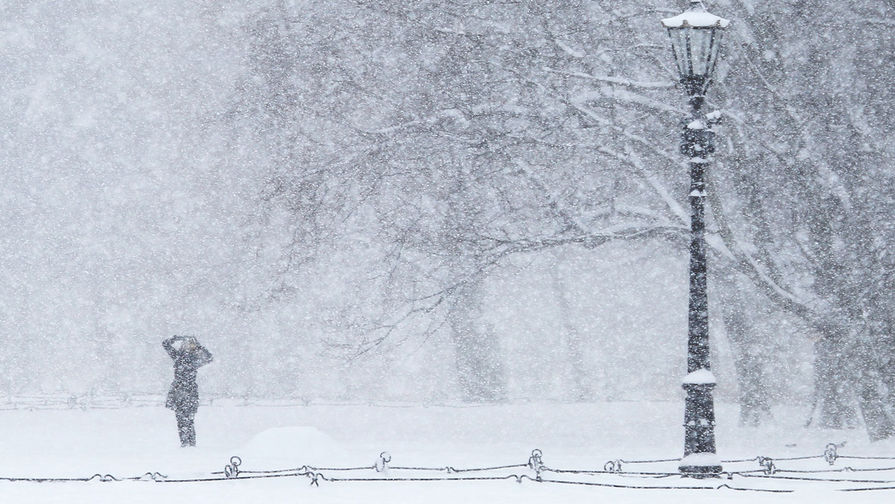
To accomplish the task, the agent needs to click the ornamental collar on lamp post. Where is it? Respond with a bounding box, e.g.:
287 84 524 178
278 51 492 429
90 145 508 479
661 1 729 100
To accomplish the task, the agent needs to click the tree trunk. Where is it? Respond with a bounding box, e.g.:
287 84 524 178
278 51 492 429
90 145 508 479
550 254 591 401
853 333 895 441
812 335 858 429
448 278 506 402
857 374 895 441
716 272 772 426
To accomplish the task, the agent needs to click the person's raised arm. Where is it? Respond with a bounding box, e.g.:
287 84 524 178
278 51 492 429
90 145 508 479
196 344 213 367
162 336 180 360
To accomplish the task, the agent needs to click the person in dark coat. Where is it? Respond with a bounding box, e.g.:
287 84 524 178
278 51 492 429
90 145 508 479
163 335 213 447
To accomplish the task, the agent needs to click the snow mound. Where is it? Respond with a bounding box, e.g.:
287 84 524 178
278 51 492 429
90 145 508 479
239 426 348 465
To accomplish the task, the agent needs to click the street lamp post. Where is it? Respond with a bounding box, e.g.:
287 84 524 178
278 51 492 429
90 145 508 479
661 1 729 476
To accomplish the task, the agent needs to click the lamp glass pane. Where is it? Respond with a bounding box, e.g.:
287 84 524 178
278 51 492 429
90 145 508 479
707 30 723 77
668 28 690 78
689 29 712 76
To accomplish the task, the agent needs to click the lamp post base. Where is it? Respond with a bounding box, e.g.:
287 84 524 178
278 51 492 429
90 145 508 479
679 452 722 478
679 464 723 478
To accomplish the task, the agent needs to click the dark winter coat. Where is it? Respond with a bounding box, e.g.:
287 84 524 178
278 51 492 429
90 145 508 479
163 337 213 415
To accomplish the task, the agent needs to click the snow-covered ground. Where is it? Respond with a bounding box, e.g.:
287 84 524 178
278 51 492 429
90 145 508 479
2 400 894 503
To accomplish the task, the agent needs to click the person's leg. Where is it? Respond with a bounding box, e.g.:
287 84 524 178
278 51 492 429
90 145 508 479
176 411 191 447
184 413 196 446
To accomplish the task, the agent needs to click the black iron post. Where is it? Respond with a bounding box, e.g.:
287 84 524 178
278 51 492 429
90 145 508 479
661 1 728 476
678 91 721 476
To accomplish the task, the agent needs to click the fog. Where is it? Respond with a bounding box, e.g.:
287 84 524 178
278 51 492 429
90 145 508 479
1 0 892 440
